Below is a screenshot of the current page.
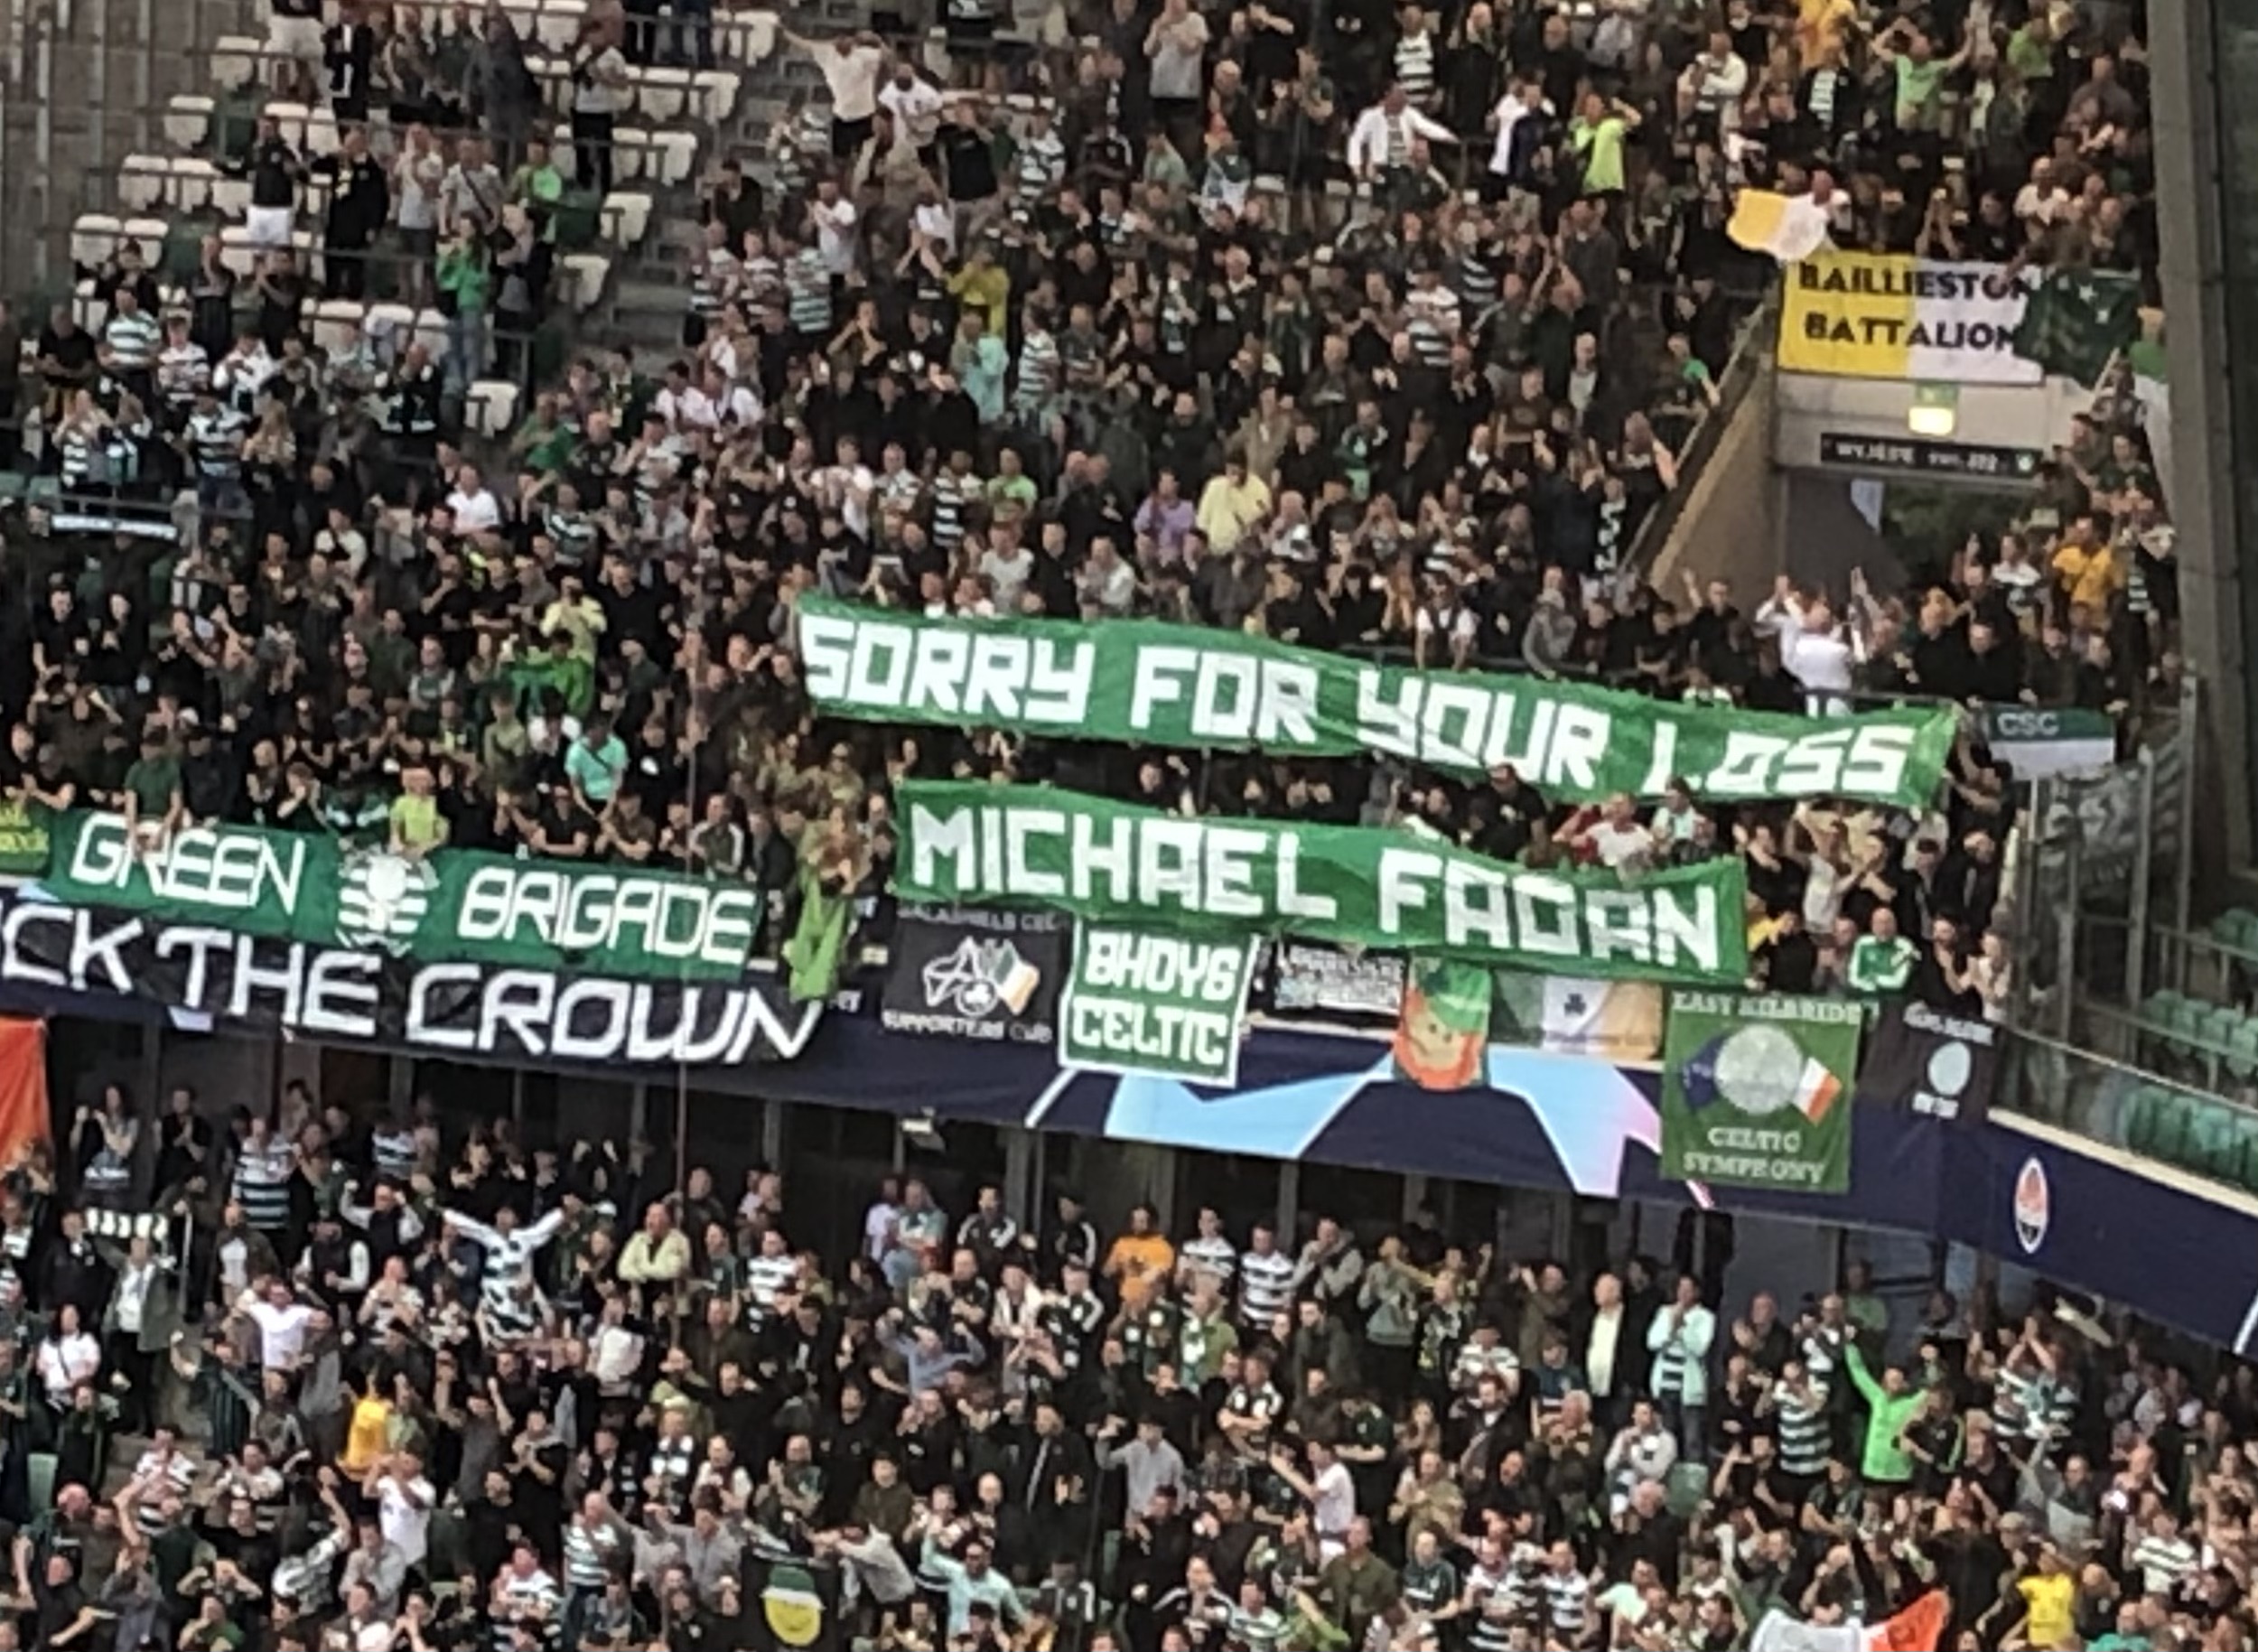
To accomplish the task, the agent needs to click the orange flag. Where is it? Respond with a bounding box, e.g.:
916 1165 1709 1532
1869 1591 1949 1652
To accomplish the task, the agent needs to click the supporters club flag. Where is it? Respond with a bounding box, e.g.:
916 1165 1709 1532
1660 992 1863 1194
1856 1003 2001 1125
2012 267 2143 387
1492 974 1665 1061
879 905 1067 1044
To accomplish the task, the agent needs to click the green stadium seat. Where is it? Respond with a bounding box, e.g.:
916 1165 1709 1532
2125 1086 2175 1160
2187 1102 2244 1181
2231 1115 2258 1198
2227 1019 2258 1079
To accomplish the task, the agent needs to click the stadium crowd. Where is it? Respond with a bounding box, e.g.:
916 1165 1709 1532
0 1103 2234 1652
2 0 2175 1017
0 0 2190 1641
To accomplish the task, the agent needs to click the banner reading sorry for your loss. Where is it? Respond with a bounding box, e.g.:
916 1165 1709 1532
1777 252 2041 384
39 811 764 982
798 597 1958 807
895 781 1749 985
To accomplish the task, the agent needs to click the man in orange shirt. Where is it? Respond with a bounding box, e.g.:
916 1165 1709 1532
1104 1204 1177 1311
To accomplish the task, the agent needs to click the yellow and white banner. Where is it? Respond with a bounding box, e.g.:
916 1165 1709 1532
1777 252 2039 384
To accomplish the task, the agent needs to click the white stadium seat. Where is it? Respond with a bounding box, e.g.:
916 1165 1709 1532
467 378 521 437
559 252 610 313
312 298 366 357
634 67 690 125
209 34 260 89
602 191 651 247
163 95 214 151
117 156 168 213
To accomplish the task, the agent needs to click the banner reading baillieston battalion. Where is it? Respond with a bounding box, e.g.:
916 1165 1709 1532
1661 993 1864 1192
39 811 763 981
798 597 1958 807
1059 921 1260 1085
892 782 1750 985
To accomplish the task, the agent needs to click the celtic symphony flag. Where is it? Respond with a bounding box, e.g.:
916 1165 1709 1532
879 906 1067 1044
893 782 1750 985
38 811 762 982
1059 922 1260 1084
799 598 1958 807
1660 993 1864 1192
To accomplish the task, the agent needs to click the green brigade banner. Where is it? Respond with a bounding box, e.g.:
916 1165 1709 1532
798 595 1959 807
894 781 1750 985
1059 922 1260 1084
38 811 763 982
0 801 50 875
1660 992 1864 1192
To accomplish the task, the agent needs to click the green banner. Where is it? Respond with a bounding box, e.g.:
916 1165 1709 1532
1977 704 2118 779
893 782 1749 985
1059 922 1260 1083
1659 992 1863 1192
0 801 51 875
40 811 762 981
799 596 1959 807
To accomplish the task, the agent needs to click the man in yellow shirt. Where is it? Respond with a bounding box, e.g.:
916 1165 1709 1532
1195 453 1273 554
1103 1204 1177 1311
2049 525 2125 614
1797 0 1857 70
2014 1544 2078 1649
387 764 449 860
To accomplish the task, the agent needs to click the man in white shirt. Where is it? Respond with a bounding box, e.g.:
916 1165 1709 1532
443 462 501 536
369 1451 435 1570
1347 84 1459 184
243 1279 318 1369
878 63 945 170
787 26 886 168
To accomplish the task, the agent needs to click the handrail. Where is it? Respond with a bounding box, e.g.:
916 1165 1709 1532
1622 294 1777 579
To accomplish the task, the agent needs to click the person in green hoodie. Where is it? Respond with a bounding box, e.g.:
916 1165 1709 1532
1843 1341 1923 1489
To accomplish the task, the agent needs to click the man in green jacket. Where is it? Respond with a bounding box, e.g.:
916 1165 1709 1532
1843 1342 1923 1487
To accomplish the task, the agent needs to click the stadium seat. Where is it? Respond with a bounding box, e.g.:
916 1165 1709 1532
2188 1102 2243 1181
70 278 101 332
691 70 742 123
602 191 652 247
467 378 521 437
209 34 261 89
117 155 169 213
558 252 610 313
533 0 586 52
2228 1018 2258 1079
210 173 252 218
303 106 341 156
166 158 220 212
264 99 313 152
70 213 123 272
411 307 450 359
2124 1086 2175 1162
121 217 171 257
652 130 698 188
610 126 652 182
311 299 366 357
635 67 691 124
362 302 418 358
163 94 215 150
217 226 259 277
